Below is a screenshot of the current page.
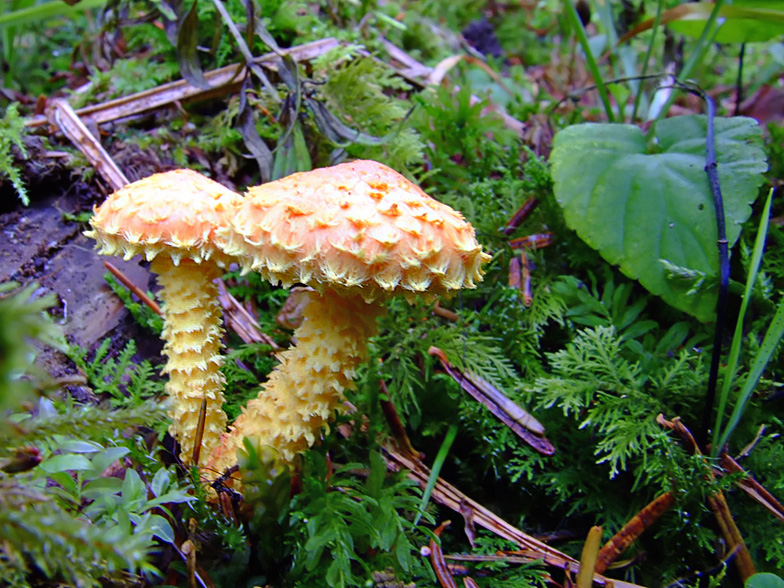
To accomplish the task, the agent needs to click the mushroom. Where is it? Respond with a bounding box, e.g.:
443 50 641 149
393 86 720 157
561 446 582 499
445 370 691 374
207 160 490 474
85 169 243 465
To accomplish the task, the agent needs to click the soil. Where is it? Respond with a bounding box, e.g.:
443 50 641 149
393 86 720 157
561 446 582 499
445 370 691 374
1 176 159 382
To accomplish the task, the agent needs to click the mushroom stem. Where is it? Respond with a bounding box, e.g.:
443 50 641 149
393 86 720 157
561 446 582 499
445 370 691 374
207 289 385 473
153 256 228 465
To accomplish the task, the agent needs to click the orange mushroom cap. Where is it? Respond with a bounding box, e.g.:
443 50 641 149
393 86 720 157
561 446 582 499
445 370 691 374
220 160 491 301
86 169 243 266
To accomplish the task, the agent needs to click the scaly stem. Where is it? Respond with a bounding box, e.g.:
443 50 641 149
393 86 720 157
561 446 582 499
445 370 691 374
153 256 227 465
208 289 384 474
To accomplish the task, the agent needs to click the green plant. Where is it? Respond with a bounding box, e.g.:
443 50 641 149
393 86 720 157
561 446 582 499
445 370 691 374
711 188 783 453
68 339 165 409
550 114 767 322
287 450 433 588
371 297 519 426
0 104 29 205
0 282 65 408
318 55 425 172
747 574 784 588
104 274 164 336
0 281 183 586
1 397 193 586
469 533 549 588
413 83 518 191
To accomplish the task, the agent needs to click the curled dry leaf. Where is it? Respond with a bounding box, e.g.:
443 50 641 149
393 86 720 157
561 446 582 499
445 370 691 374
428 346 554 455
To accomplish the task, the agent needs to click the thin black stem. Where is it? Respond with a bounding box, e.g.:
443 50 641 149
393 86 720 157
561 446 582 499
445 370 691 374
699 92 730 448
734 43 746 117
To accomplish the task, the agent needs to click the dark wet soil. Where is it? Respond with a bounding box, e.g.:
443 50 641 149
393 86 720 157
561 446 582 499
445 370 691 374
1 172 160 381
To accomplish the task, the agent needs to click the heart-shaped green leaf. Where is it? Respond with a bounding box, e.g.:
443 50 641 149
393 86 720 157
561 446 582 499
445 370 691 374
551 116 766 322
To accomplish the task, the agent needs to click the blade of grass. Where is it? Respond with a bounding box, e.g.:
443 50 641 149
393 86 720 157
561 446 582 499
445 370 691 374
711 188 773 455
716 285 784 453
653 0 724 121
563 0 615 122
0 0 106 28
413 423 458 526
631 0 664 121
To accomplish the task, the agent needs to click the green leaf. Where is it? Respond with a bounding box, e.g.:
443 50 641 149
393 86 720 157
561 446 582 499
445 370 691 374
82 477 124 499
746 573 784 588
40 453 93 473
150 467 171 498
238 82 273 182
551 115 766 322
305 96 391 146
666 1 784 44
0 0 107 28
176 0 211 90
121 469 145 504
717 290 784 450
147 513 176 544
58 440 102 454
146 490 195 508
88 446 130 477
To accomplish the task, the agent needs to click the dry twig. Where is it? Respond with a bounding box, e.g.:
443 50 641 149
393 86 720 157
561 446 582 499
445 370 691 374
657 415 756 580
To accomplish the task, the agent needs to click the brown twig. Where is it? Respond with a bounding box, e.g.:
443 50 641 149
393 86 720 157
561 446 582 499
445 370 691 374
719 452 784 524
216 280 280 351
520 252 533 306
384 445 571 560
657 415 756 580
104 261 162 316
508 232 554 250
433 301 459 322
46 99 129 191
502 197 540 236
428 346 554 454
379 380 421 460
595 491 675 573
430 521 459 588
28 39 340 130
384 448 644 587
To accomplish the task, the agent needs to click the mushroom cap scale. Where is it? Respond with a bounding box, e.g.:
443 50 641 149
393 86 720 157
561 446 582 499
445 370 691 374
222 160 491 301
85 169 243 266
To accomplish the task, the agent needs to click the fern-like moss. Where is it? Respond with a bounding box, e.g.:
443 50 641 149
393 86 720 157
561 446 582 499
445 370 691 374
67 339 165 409
0 104 29 205
317 54 425 172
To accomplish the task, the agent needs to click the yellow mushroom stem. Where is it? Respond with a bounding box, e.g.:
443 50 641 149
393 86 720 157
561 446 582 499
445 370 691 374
207 289 385 474
152 256 227 465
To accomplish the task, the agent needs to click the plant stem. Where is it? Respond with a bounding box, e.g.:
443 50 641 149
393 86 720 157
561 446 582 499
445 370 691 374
654 0 725 121
563 0 615 122
711 188 773 455
631 0 664 121
414 423 458 526
734 43 746 116
207 290 384 474
699 94 729 448
154 257 228 466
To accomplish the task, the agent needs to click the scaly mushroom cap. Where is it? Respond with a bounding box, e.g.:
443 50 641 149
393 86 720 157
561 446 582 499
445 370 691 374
86 169 243 266
220 160 492 301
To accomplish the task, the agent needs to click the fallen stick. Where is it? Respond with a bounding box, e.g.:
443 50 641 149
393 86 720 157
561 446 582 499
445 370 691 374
216 280 280 352
657 415 756 580
104 261 162 316
719 452 784 524
28 38 340 129
384 444 647 588
45 99 129 191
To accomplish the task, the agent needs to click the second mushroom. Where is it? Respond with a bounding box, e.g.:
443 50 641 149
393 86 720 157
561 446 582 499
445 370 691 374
207 160 491 475
86 169 242 466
